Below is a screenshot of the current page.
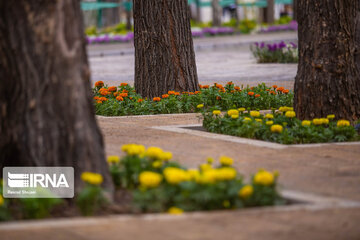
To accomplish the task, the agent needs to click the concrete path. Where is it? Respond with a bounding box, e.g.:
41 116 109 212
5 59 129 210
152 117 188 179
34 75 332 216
2 114 360 240
88 32 298 90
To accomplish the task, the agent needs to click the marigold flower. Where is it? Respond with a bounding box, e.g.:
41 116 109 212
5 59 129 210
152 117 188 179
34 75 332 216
94 96 100 100
321 118 329 125
337 120 350 127
255 94 261 98
231 114 239 119
96 100 102 104
206 157 214 164
174 92 180 96
301 120 311 126
189 92 194 95
227 81 233 85
278 106 289 112
220 156 233 166
168 91 176 95
122 89 129 93
202 85 209 89
254 170 274 186
238 185 253 199
212 110 221 115
265 113 274 119
285 111 296 118
327 114 335 119
195 91 201 94
271 124 283 133
120 83 128 86
215 83 223 89
216 167 237 181
137 98 144 103
139 171 162 188
276 87 284 92
197 104 204 109
95 81 104 87
159 151 172 161
121 144 146 156
312 118 323 125
270 90 276 95
108 86 117 92
162 94 169 98
99 97 108 101
238 107 246 112
250 111 260 118
107 155 120 164
216 96 221 100
243 117 252 123
116 96 124 101
152 160 162 168
272 85 277 89
153 97 161 102
255 118 262 123
119 93 128 98
234 86 240 91
163 167 190 184
200 163 213 172
146 146 164 159
167 207 184 215
227 109 239 116
266 120 273 126
81 172 103 185
99 89 109 96
282 89 289 94
248 91 255 96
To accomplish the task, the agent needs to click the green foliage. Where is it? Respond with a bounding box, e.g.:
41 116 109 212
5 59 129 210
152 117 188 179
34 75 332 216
19 197 63 219
275 16 293 25
76 184 107 216
238 19 257 33
85 25 97 36
93 82 293 116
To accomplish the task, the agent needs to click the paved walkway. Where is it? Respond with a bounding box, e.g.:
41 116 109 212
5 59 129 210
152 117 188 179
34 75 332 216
2 114 360 240
89 32 298 90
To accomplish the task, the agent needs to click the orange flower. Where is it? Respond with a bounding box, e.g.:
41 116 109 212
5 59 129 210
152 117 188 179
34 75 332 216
195 91 201 94
174 92 180 96
276 87 284 92
99 89 109 96
113 92 120 96
129 97 133 100
153 97 161 102
216 96 221 100
202 85 209 89
137 98 144 103
96 100 102 104
108 86 117 92
199 84 203 88
248 92 255 96
282 89 289 94
116 96 124 101
215 84 223 89
270 90 276 95
119 93 128 98
162 94 169 98
122 89 129 93
272 85 277 89
168 91 175 95
120 83 128 86
99 97 108 101
95 81 104 87
234 86 240 91
227 81 233 85
219 89 226 93
265 89 270 92
230 90 235 93
255 94 261 98
189 92 194 95
94 96 100 100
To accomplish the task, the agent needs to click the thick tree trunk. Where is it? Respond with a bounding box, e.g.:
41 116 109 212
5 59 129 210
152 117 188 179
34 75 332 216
212 0 222 27
294 0 360 121
0 0 113 191
265 0 275 24
134 0 199 99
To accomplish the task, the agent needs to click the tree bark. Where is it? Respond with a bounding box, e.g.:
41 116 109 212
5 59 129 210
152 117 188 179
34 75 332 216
212 0 222 27
294 0 360 121
265 0 275 24
133 0 199 99
0 0 113 192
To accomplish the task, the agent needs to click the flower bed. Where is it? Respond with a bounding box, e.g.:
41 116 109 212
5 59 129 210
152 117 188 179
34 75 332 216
260 20 298 33
93 82 293 116
251 41 298 63
202 107 360 144
0 145 282 221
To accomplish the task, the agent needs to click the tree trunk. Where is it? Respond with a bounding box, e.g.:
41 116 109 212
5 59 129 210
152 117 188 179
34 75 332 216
133 0 199 99
265 0 275 24
0 0 113 192
212 0 222 27
294 0 360 121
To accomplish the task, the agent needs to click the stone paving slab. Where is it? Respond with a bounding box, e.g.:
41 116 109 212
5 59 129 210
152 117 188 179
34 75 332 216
1 113 360 239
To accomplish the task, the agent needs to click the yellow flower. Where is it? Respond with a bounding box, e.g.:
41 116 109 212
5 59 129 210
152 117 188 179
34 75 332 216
254 170 274 186
200 163 213 171
107 155 120 164
271 124 283 133
197 104 204 109
285 111 296 118
223 200 230 208
301 120 311 127
327 114 335 119
81 172 103 185
213 110 221 115
197 169 218 184
250 111 260 118
312 118 323 125
159 151 172 161
238 107 246 112
265 113 274 119
207 157 214 164
238 185 253 199
0 195 4 206
231 114 239 119
278 106 289 112
187 169 200 181
220 156 233 166
216 167 237 181
167 207 184 215
321 118 329 125
139 171 162 188
337 120 350 127
266 120 273 126
146 146 163 159
227 109 239 116
152 160 163 168
163 167 190 185
121 144 146 156
243 117 252 123
255 118 262 123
